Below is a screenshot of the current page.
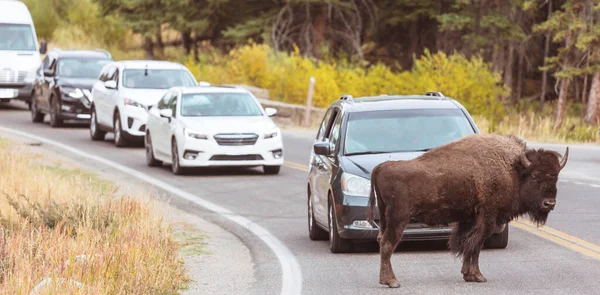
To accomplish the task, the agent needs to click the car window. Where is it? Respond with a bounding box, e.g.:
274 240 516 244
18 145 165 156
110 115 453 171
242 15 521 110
122 69 196 89
343 108 475 155
57 58 111 79
0 24 36 51
179 92 263 117
327 111 343 152
317 108 333 141
168 93 178 117
157 91 172 110
104 66 116 84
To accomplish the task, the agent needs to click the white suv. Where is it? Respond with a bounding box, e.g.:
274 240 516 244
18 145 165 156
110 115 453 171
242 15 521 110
89 60 198 147
144 86 284 175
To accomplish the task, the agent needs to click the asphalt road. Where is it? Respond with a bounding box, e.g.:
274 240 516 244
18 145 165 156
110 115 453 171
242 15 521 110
1 101 600 295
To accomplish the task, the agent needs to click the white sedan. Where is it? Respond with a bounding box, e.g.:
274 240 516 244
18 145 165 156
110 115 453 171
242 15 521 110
144 86 284 175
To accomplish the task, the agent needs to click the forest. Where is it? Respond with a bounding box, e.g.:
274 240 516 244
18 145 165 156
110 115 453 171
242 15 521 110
23 0 600 142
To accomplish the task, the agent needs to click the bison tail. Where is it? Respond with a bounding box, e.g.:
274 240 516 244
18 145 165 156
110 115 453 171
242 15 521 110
366 167 379 226
367 182 376 226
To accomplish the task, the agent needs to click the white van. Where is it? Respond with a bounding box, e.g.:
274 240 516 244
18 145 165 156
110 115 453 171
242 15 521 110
0 0 47 104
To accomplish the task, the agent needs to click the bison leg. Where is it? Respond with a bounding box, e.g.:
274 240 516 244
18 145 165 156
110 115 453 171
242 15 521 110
460 215 494 283
378 211 409 288
449 221 474 276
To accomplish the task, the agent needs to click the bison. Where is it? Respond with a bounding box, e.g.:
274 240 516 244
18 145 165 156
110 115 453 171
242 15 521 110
366 134 569 288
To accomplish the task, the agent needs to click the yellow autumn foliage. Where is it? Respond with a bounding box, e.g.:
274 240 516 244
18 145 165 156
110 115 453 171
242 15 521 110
186 43 506 121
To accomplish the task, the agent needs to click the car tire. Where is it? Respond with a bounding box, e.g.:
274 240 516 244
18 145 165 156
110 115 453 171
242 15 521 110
30 94 44 123
89 107 106 141
113 112 129 147
145 132 162 167
328 196 353 253
49 96 63 128
484 224 509 249
171 138 185 175
308 188 328 241
263 165 281 175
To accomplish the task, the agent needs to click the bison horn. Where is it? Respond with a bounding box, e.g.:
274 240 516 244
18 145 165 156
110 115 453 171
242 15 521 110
520 152 532 169
559 147 569 170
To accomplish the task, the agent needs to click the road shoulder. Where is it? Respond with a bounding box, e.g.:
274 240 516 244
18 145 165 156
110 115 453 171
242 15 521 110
0 131 256 294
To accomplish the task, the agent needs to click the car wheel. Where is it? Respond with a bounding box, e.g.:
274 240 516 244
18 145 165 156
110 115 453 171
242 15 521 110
171 138 185 175
328 196 353 253
113 112 128 147
49 97 63 128
30 94 44 123
89 107 106 141
308 188 328 241
263 165 281 175
145 132 162 167
484 224 509 249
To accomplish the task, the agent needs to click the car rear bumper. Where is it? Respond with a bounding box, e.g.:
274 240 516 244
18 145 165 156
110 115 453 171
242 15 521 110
178 136 284 168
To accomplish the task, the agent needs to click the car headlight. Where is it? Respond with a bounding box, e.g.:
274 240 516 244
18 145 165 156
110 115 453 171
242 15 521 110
67 88 84 99
341 172 371 197
124 98 145 108
264 129 279 139
184 128 207 140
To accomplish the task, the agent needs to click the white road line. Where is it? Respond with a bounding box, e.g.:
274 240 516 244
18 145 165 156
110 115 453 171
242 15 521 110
561 179 600 189
0 126 302 295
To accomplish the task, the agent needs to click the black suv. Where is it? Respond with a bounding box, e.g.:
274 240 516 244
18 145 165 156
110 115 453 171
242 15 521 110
31 49 113 127
307 92 510 253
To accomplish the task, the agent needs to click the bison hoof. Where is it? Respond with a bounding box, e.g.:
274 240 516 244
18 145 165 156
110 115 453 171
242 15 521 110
380 279 400 288
463 273 487 283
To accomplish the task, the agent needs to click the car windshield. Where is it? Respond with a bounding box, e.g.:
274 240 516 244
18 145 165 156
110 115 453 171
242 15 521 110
180 92 263 117
58 58 111 79
122 69 196 89
344 109 475 155
0 24 36 51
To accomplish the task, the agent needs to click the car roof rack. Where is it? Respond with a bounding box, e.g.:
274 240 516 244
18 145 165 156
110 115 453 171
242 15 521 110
94 49 112 58
425 91 446 99
340 94 354 102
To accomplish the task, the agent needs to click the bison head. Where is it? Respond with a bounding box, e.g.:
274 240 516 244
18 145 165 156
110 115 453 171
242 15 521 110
518 147 569 226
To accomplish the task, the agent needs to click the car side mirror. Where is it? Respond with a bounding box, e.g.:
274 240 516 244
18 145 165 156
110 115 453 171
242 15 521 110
104 80 117 89
314 142 332 156
159 109 173 119
39 40 47 54
43 69 53 77
198 81 211 86
265 107 277 117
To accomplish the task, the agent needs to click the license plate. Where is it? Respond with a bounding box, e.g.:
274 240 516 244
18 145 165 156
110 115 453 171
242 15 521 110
0 89 17 99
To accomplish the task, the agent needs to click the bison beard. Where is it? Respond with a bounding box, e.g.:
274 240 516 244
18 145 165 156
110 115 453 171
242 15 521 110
366 134 568 288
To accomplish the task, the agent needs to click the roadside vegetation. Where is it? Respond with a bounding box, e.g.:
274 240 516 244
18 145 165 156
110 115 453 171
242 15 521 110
22 0 600 144
0 139 190 294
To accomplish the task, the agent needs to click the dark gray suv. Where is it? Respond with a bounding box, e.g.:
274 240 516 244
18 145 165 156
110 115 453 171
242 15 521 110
307 92 509 253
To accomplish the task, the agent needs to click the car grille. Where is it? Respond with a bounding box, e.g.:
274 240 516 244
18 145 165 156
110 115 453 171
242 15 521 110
209 154 264 161
213 133 259 146
0 70 27 84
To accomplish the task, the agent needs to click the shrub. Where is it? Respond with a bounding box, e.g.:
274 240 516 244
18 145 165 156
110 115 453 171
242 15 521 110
187 43 506 121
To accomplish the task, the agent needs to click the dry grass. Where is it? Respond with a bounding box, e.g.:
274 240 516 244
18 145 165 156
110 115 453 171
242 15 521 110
0 140 189 294
473 112 600 144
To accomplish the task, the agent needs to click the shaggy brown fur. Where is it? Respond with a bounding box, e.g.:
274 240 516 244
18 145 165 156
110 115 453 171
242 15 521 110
366 134 569 288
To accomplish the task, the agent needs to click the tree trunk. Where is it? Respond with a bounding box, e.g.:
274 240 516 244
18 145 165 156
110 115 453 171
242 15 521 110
581 57 590 119
504 43 515 101
312 4 328 58
554 78 570 131
515 45 525 103
540 0 553 110
585 72 600 124
155 30 164 57
143 36 154 60
182 30 193 55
